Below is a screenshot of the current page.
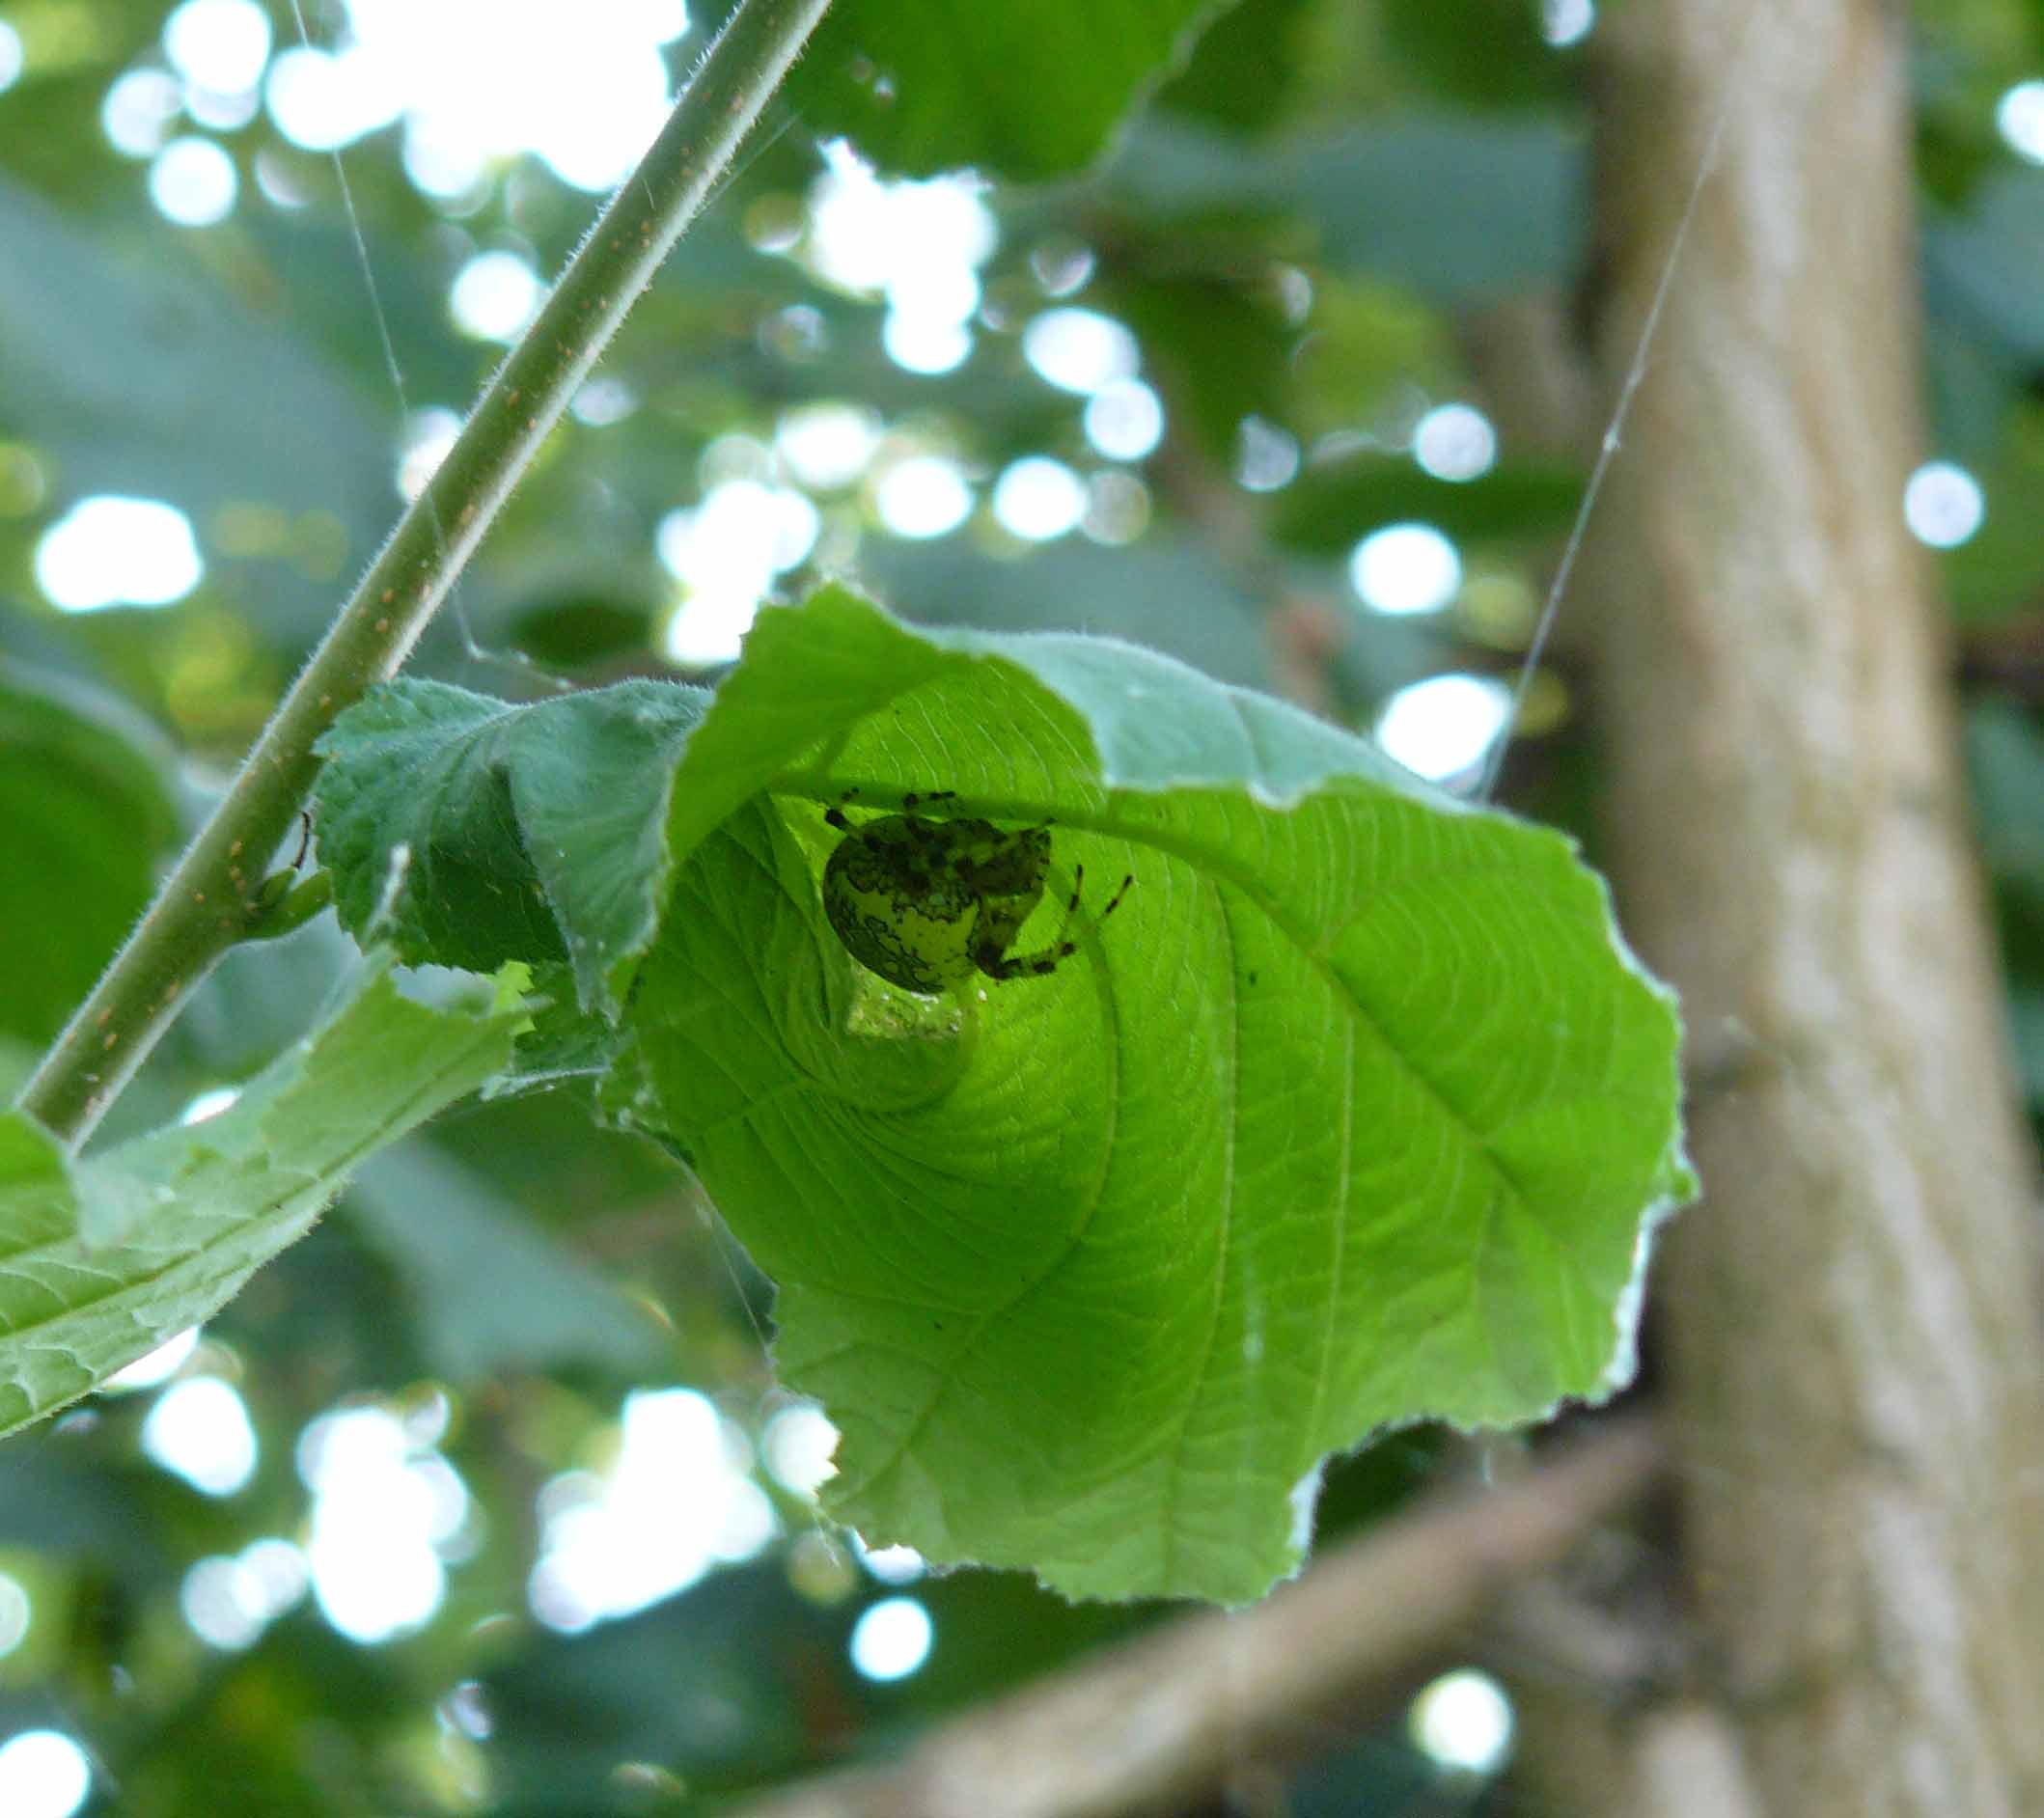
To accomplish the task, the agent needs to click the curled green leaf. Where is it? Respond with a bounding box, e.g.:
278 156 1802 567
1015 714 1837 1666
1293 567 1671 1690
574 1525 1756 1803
316 588 1692 1602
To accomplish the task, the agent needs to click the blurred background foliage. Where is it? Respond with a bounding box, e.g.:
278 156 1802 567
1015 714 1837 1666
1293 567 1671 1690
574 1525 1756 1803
1 0 2042 1811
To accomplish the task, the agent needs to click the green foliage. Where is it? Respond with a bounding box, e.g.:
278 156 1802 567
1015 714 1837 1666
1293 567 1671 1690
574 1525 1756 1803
1926 170 2044 370
1151 0 1318 133
313 680 710 1003
791 0 1223 179
855 534 1286 692
1967 699 2044 1123
1274 451 1588 555
1377 0 1567 108
345 1142 671 1381
0 966 525 1436
0 662 179 1045
1102 117 1587 301
312 589 1691 1601
0 175 393 640
0 0 2038 1804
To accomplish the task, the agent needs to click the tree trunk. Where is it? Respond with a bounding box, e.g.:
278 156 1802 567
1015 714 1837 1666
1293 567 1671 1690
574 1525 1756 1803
1587 2 2044 1812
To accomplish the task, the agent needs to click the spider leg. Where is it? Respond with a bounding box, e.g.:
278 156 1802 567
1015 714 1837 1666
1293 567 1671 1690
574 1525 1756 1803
974 862 1137 980
824 786 862 832
900 789 959 814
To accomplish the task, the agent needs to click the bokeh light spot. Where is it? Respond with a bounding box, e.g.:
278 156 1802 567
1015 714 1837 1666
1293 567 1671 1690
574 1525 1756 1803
1084 380 1164 462
264 45 393 152
1023 308 1139 396
181 1556 263 1649
882 312 972 375
0 1731 91 1818
699 431 774 488
1235 417 1299 492
1413 403 1497 482
264 0 683 189
676 482 818 578
1350 522 1461 615
800 147 994 377
163 0 273 95
449 249 541 341
762 1403 839 1496
806 146 996 296
0 1572 30 1659
105 1326 202 1391
1541 0 1595 46
182 1537 314 1650
528 1389 778 1634
36 495 203 612
874 455 973 539
298 1405 460 1644
1996 80 2044 164
1375 675 1512 785
855 1541 926 1585
143 1376 258 1496
776 402 882 491
571 375 638 426
1410 1667 1515 1774
185 84 259 131
102 69 183 157
397 406 461 501
180 1086 242 1127
401 112 486 199
1902 460 1983 548
849 1596 934 1682
1029 236 1094 297
656 479 817 667
148 135 238 225
0 21 24 92
993 456 1086 541
1084 470 1151 545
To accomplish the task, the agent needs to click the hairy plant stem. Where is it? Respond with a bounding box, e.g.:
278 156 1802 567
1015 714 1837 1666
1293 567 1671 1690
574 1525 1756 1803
15 0 832 1150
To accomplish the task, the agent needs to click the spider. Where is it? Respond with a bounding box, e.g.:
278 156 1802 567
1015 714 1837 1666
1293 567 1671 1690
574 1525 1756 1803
820 789 1132 995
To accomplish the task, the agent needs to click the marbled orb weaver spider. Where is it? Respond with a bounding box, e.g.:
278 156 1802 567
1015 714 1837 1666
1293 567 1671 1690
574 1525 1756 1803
820 789 1132 995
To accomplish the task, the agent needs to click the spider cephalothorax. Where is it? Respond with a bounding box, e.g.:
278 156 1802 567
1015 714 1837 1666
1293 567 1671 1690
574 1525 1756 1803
820 790 1130 994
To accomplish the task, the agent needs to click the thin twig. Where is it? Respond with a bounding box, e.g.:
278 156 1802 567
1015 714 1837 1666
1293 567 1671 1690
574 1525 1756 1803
735 1419 1664 1818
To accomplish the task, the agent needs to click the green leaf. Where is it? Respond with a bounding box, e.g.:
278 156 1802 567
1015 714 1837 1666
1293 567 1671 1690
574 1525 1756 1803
1101 118 1585 301
1965 698 2044 894
0 966 526 1438
1925 169 2044 369
345 1141 670 1382
1274 452 1586 555
852 532 1278 690
1941 399 2044 621
788 0 1224 179
0 175 393 639
1103 267 1296 461
2010 989 2044 1113
1151 0 1316 135
1377 0 1568 109
312 679 710 1005
0 660 181 1045
317 588 1691 1602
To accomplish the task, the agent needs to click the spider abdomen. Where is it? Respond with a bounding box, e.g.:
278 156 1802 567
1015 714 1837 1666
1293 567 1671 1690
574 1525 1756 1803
821 810 1050 993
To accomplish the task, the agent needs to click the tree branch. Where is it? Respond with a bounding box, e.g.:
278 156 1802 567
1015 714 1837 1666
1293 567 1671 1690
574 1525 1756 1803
735 1420 1663 1818
14 0 832 1149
